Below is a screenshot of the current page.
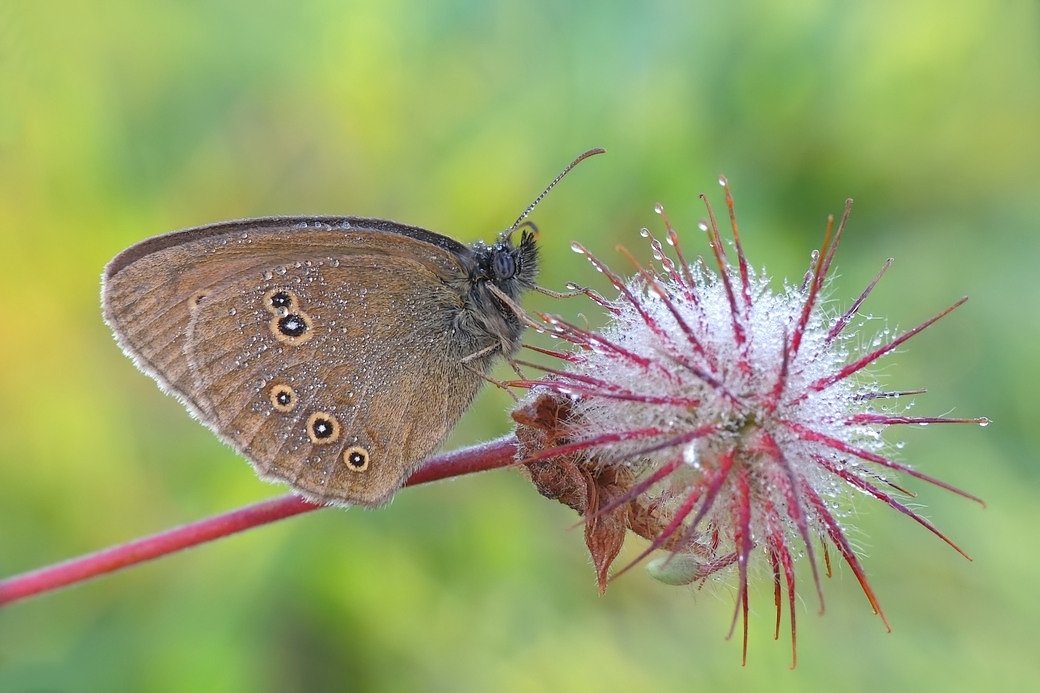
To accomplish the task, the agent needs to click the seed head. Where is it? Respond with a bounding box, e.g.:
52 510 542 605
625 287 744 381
511 178 988 667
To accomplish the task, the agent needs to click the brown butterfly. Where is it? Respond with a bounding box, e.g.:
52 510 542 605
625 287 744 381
102 149 603 506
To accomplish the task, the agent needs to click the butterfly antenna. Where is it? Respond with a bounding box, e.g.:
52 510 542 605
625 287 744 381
506 148 606 236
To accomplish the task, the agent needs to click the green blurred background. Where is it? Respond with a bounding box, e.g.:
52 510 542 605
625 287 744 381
2 1 1037 690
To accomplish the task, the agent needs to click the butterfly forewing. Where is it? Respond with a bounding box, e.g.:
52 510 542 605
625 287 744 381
185 254 480 504
103 218 490 505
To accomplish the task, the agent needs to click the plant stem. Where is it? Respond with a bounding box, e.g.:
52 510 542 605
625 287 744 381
0 435 519 607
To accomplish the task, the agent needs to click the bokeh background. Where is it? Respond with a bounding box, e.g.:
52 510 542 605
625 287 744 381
2 1 1037 690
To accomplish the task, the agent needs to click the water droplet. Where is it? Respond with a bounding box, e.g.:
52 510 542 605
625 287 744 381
639 228 650 238
650 240 665 261
262 270 273 280
978 418 991 427
570 242 586 255
682 443 699 468
646 552 702 586
275 266 287 275
697 222 709 232
654 202 665 215
717 175 728 187
228 308 237 316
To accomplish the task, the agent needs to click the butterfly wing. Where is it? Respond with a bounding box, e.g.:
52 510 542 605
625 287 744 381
103 217 492 506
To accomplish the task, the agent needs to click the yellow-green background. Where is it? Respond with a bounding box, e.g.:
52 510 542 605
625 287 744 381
2 2 1036 690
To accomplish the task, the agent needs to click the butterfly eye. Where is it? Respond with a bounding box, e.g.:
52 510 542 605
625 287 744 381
306 411 341 444
491 250 516 280
343 446 370 472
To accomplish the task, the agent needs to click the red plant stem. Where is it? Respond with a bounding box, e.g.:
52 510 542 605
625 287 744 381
0 435 519 607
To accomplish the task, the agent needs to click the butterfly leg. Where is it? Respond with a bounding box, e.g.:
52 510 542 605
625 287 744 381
461 361 519 402
460 344 521 402
484 284 545 332
533 283 614 311
532 284 584 299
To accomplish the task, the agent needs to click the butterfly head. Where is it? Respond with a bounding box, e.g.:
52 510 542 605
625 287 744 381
480 224 539 289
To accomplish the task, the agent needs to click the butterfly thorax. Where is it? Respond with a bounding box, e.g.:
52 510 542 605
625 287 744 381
456 229 538 360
